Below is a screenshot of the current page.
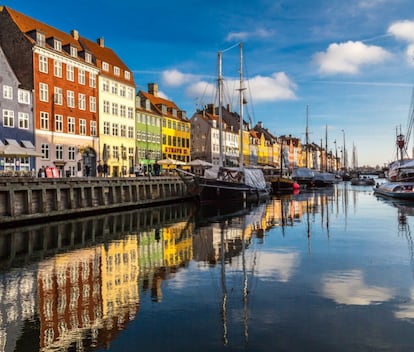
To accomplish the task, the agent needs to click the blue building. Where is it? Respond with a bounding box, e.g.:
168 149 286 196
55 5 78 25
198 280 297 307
0 45 37 174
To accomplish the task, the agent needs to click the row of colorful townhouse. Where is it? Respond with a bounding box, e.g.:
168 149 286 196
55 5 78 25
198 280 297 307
0 6 340 178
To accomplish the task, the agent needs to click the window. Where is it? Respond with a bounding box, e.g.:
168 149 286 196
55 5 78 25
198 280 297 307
89 73 96 88
39 55 48 73
39 83 48 102
41 143 49 159
37 32 45 46
119 85 126 97
3 109 14 127
70 46 77 57
54 87 63 105
112 103 118 115
66 65 74 81
113 146 119 159
128 107 133 119
102 62 109 71
120 124 126 137
54 60 62 77
79 119 86 135
89 97 96 112
55 114 63 132
67 90 75 108
90 120 97 136
68 146 76 160
103 121 110 135
103 79 109 92
40 111 49 130
111 82 118 95
85 52 92 63
78 93 86 110
125 71 131 80
54 39 62 51
112 123 119 136
56 145 63 160
68 117 75 133
128 126 134 138
103 100 110 113
113 66 120 76
78 69 85 85
120 105 126 117
3 85 12 99
18 89 30 104
127 88 133 100
18 112 29 129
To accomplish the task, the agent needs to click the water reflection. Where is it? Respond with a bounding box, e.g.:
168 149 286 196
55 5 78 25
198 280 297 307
1 187 414 351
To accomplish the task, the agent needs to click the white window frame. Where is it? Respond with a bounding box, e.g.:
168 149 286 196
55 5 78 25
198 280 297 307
67 90 75 108
3 109 14 127
3 85 12 100
39 83 49 102
40 111 49 130
54 60 62 77
78 93 86 110
79 119 86 135
18 112 29 129
66 65 74 81
68 117 75 133
55 114 63 132
39 55 48 73
54 87 63 105
18 89 30 104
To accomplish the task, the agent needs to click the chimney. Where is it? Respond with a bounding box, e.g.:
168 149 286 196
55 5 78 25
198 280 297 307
206 104 215 114
71 29 79 40
97 37 104 47
148 83 158 97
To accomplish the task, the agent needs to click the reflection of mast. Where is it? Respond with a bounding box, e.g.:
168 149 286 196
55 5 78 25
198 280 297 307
241 216 249 345
220 222 228 345
397 208 414 277
306 199 311 255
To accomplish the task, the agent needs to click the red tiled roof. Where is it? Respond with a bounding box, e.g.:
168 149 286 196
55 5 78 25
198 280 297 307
140 91 183 120
4 6 82 49
3 6 134 85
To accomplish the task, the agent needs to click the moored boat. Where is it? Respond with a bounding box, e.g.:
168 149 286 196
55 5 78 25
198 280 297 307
269 175 300 194
351 175 376 186
373 181 414 200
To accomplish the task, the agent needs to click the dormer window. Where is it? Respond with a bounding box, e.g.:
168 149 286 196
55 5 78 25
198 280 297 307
37 32 45 46
172 108 177 117
102 62 109 72
85 52 92 63
54 39 62 51
70 46 77 57
125 71 131 80
113 66 120 76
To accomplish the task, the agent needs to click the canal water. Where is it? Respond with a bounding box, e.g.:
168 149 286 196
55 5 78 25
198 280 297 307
1 181 414 351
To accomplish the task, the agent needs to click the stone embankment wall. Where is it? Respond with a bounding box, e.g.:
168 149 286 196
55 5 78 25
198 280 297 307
0 176 190 226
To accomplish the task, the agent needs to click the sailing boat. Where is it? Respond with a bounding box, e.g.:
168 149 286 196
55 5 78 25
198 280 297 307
177 42 270 205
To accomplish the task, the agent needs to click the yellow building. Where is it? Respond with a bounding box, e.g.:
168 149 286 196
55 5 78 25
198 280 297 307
141 83 190 165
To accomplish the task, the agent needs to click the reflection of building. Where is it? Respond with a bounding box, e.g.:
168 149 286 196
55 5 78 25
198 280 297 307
100 236 140 326
0 268 37 352
163 221 193 268
37 248 102 351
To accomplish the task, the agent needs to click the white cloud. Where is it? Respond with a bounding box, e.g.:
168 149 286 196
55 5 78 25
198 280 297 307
406 44 414 66
226 28 275 42
161 69 195 87
314 41 391 75
388 20 414 43
321 270 394 305
247 72 297 101
185 80 216 100
394 287 414 321
255 250 300 282
185 72 296 103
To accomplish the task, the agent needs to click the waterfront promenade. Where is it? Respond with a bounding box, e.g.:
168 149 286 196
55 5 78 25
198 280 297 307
0 175 190 226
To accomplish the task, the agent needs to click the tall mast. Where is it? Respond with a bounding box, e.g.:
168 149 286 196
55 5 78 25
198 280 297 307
305 105 309 168
325 124 328 172
239 42 245 170
218 51 224 167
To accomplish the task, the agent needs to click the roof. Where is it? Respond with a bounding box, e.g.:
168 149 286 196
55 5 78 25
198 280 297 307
2 6 134 85
79 36 134 85
3 6 82 50
139 91 187 121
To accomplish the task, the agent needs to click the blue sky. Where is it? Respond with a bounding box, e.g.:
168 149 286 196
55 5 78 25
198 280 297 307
4 0 414 167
